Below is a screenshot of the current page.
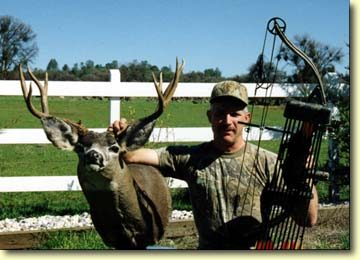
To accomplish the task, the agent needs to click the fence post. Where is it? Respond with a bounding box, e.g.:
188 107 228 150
109 69 121 125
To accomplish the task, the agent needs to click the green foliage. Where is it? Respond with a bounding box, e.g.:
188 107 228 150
325 74 350 168
6 58 227 82
182 67 224 82
46 58 59 71
278 34 344 83
0 15 38 79
244 54 287 83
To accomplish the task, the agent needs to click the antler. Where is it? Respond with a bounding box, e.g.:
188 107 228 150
18 65 88 135
19 65 49 118
151 58 185 118
117 58 184 150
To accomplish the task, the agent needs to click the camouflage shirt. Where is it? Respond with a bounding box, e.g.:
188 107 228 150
156 141 278 249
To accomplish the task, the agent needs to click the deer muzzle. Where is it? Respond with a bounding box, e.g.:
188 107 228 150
85 149 105 171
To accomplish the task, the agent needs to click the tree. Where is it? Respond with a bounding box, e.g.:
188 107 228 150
245 54 287 83
325 42 350 167
323 66 349 202
47 58 59 71
159 65 173 82
203 68 223 82
105 60 119 69
0 15 38 79
62 64 70 72
85 60 95 69
278 34 344 83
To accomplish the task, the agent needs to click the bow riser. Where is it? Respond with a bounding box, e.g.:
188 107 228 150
257 100 330 249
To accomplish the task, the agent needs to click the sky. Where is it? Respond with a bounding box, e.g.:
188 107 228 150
2 0 350 77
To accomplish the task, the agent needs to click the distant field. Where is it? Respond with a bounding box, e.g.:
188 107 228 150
0 96 286 128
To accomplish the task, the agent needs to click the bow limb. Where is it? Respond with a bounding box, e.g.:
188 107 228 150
270 18 326 105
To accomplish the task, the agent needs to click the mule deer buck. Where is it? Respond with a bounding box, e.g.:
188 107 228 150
19 59 184 249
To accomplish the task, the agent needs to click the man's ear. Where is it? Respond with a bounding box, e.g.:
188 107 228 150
243 112 251 123
41 116 79 151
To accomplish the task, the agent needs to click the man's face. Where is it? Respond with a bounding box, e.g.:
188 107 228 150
207 100 250 148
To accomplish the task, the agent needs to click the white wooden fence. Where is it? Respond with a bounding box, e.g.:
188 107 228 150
0 70 303 192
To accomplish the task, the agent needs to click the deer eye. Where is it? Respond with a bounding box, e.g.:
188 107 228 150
109 145 120 154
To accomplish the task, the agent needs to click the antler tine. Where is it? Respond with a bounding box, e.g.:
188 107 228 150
27 65 49 114
151 71 165 104
19 65 89 136
19 65 47 119
163 58 185 100
151 58 184 117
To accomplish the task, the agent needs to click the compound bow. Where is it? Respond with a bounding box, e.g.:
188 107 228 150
243 17 331 249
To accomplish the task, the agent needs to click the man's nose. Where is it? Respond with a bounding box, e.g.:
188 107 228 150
221 113 232 124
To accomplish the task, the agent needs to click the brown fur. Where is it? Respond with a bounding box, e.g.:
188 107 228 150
75 140 172 249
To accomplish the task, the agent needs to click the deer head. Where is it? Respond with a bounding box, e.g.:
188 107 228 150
19 59 184 174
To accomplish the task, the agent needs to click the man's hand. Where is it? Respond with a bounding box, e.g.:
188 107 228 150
291 186 318 227
108 118 128 136
108 118 160 166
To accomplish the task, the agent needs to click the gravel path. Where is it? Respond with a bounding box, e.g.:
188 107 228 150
0 202 348 233
0 210 194 233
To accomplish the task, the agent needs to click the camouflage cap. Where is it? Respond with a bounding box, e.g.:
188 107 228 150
210 81 248 106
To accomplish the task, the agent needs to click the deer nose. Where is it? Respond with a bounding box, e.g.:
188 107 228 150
85 150 104 165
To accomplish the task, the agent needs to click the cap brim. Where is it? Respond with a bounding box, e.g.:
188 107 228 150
210 95 248 107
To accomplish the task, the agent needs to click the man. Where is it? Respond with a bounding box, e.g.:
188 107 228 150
110 81 318 249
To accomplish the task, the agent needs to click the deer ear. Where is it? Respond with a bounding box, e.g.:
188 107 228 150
118 119 156 151
41 116 79 151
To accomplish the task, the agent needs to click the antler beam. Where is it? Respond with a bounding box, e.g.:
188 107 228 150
19 65 49 118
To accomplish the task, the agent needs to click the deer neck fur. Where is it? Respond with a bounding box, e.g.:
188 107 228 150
77 157 143 218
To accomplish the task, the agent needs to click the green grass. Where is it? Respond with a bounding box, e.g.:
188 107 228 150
34 229 111 249
0 192 89 219
0 96 285 128
0 144 78 177
310 230 350 250
0 96 110 128
0 96 210 128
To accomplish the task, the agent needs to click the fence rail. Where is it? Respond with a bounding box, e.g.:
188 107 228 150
0 70 306 192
